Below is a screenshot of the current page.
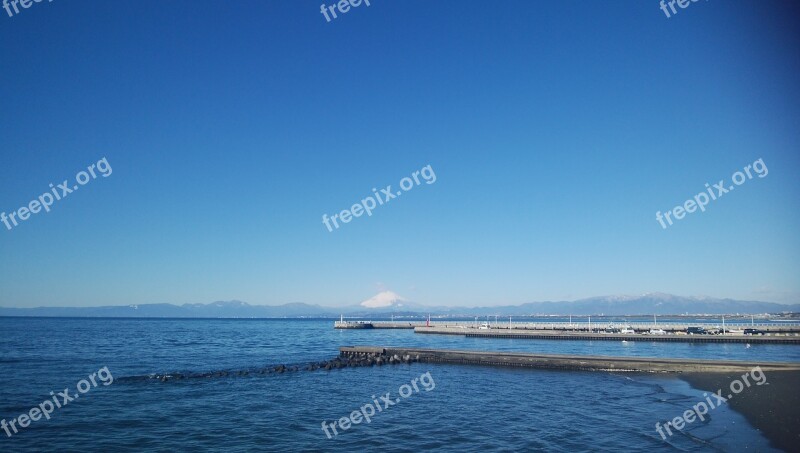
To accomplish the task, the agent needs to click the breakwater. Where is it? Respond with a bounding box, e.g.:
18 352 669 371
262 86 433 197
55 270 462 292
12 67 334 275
335 321 409 329
116 354 421 384
335 321 800 333
414 326 800 344
340 346 800 373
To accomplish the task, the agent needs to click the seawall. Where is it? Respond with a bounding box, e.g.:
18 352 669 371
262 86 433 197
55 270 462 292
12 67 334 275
414 326 800 344
340 346 800 373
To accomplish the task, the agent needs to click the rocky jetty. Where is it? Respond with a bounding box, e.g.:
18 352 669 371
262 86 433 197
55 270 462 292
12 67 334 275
118 349 419 384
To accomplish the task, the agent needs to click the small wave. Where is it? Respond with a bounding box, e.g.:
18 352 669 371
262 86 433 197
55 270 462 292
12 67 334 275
0 358 25 364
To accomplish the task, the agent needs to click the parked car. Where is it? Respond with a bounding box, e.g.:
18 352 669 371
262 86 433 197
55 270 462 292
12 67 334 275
620 327 636 334
649 329 667 335
605 327 621 333
687 326 707 335
744 328 766 335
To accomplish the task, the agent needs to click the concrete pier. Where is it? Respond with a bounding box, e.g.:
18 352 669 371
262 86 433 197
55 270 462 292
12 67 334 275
334 321 426 329
335 321 800 332
339 346 800 373
333 321 375 329
414 326 800 344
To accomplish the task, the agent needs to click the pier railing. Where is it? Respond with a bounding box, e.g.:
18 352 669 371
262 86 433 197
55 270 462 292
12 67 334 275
335 320 800 332
414 326 800 344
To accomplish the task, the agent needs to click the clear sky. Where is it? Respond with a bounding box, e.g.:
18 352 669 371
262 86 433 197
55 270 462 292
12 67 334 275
1 0 799 308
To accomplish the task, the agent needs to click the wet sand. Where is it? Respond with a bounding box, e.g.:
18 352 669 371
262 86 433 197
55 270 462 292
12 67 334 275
681 370 800 453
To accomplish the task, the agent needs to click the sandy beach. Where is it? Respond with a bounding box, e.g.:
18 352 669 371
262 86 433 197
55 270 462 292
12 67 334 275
681 370 800 452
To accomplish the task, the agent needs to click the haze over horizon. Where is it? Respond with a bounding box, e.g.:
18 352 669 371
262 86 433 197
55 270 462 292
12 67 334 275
1 1 799 309
2 291 798 311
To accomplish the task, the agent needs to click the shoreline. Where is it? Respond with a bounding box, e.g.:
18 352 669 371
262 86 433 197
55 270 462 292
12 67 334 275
342 346 800 451
680 371 800 452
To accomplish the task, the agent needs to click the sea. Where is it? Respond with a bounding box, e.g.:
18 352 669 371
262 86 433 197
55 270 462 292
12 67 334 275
1 318 798 452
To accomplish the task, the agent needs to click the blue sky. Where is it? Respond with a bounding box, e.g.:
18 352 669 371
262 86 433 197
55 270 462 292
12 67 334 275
1 0 798 308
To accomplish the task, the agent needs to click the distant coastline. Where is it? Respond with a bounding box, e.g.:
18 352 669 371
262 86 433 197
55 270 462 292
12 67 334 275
1 314 798 322
1 293 797 318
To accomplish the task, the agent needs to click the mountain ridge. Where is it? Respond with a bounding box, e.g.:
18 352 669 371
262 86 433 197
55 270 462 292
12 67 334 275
0 293 797 317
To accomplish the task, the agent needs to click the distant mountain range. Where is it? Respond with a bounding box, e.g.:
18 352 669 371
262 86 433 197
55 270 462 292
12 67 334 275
0 301 335 318
0 293 797 318
456 293 800 316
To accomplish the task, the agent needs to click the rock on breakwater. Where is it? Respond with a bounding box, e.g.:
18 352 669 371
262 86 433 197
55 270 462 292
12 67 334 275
114 352 420 384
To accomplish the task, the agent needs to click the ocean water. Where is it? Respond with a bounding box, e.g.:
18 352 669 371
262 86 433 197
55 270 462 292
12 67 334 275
0 318 795 452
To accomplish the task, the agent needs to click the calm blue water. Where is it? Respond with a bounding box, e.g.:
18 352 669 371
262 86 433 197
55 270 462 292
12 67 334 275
1 318 795 451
